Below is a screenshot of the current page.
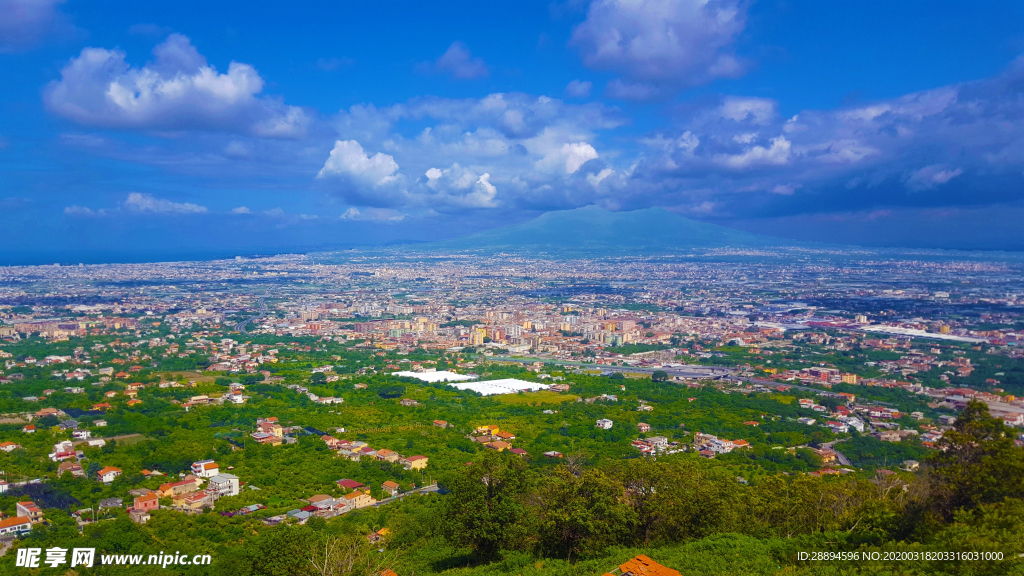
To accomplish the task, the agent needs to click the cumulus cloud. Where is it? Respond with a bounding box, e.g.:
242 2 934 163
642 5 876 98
570 0 747 99
318 140 400 185
536 142 600 174
0 0 74 53
317 60 1024 222
230 206 252 214
44 34 309 138
715 136 791 168
123 192 208 214
420 42 489 79
320 92 624 213
565 79 592 98
423 164 499 208
611 57 1024 218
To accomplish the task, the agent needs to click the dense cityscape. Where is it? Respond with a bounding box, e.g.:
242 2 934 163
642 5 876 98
0 249 1021 574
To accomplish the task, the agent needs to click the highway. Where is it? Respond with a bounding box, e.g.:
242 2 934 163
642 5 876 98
235 297 267 334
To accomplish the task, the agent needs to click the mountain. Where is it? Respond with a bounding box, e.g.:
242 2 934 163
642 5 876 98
422 205 788 255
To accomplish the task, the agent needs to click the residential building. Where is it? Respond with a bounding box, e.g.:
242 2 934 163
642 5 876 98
596 419 614 429
208 474 240 497
374 449 401 463
98 497 123 510
57 461 84 477
341 490 376 509
16 501 43 523
336 479 365 491
191 460 220 478
98 466 122 483
0 516 32 536
382 480 400 497
401 455 428 470
133 491 160 513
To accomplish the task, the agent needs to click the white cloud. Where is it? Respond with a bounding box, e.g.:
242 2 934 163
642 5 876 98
322 93 622 212
715 136 792 169
0 0 73 53
771 183 800 195
230 206 252 214
906 165 963 191
318 140 400 185
565 79 592 98
63 205 107 217
339 207 406 222
587 167 615 187
563 142 599 173
44 34 308 138
470 173 498 207
422 163 499 208
720 97 777 125
571 0 747 98
123 192 208 214
422 42 489 79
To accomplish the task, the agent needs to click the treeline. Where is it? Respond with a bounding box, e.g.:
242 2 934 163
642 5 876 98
433 400 1024 562
3 401 1022 576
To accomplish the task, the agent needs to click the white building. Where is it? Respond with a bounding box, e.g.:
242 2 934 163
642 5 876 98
0 516 31 536
595 419 614 430
191 460 220 478
208 474 240 497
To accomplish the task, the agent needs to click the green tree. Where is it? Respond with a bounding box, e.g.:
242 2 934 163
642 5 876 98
651 370 669 383
310 372 327 384
928 400 1024 519
538 467 636 559
438 451 531 559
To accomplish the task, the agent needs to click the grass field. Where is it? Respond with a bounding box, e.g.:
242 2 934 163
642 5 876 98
495 391 579 405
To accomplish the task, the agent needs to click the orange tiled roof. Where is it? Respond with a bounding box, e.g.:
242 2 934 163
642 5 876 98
618 555 681 576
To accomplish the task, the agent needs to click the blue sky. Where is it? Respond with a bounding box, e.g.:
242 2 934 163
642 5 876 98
2 0 1024 261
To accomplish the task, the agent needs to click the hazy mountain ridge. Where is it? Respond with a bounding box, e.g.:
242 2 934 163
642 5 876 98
424 205 788 255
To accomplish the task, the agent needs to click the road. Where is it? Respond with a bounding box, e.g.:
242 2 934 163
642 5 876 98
372 484 440 507
235 297 267 334
822 439 853 466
